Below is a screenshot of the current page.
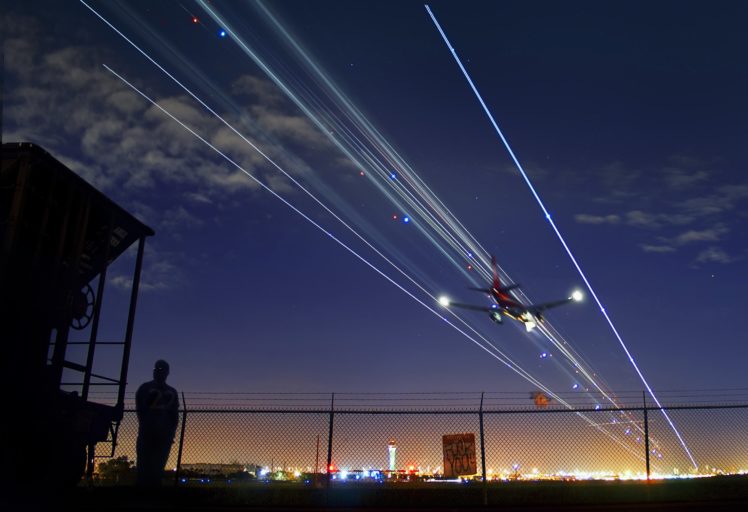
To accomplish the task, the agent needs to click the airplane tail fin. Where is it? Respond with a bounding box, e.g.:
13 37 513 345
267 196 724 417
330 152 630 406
491 255 501 291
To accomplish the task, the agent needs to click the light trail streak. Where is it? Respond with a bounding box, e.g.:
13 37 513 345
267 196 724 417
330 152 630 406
85 0 503 310
84 0 662 460
99 63 555 405
78 0 541 391
214 4 615 414
102 64 646 460
195 0 486 277
240 4 621 369
425 4 697 469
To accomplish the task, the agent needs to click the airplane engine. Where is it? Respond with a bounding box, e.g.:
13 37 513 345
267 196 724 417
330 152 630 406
490 311 503 324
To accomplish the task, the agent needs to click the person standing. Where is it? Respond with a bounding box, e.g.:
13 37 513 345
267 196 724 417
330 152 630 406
135 359 179 487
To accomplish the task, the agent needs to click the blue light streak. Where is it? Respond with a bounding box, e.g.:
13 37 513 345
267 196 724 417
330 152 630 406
83 0 660 460
425 3 697 469
103 65 644 459
100 63 590 416
79 0 589 408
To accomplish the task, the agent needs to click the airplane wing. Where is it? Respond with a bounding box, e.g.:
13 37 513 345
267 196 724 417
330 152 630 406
526 297 573 313
448 302 496 312
467 287 492 293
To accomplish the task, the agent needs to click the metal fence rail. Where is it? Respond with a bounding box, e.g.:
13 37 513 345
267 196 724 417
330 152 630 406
96 395 748 484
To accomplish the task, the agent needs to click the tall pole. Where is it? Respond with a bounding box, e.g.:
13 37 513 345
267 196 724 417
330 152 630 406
82 215 114 400
326 393 335 491
643 391 650 481
117 236 146 410
1 48 4 146
174 392 188 486
480 392 487 506
315 434 320 487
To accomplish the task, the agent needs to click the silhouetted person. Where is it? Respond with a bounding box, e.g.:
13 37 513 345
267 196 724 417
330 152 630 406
136 359 179 487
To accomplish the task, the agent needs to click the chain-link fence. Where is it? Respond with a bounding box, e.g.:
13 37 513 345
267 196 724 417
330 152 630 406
94 392 748 485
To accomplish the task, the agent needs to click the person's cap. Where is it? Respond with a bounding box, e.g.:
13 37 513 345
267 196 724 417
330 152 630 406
154 359 170 371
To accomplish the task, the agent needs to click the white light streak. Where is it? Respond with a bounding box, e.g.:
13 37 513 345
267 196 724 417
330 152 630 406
101 64 582 406
425 3 697 469
82 0 668 460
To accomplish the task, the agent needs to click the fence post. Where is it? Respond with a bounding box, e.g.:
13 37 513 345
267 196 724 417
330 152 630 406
480 391 487 506
326 393 335 493
643 391 650 481
315 434 320 487
174 392 187 486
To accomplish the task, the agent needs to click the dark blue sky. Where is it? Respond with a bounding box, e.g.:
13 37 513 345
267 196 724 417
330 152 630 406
3 0 747 402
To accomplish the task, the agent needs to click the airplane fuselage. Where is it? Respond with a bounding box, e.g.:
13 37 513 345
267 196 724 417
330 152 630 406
490 290 539 331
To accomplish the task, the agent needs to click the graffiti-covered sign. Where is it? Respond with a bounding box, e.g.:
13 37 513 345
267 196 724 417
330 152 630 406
442 433 477 477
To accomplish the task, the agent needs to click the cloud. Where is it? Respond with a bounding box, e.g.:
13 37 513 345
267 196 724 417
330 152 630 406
639 225 728 258
160 206 205 230
673 226 728 245
184 192 213 204
597 161 642 199
663 167 709 189
720 183 748 202
251 105 330 149
621 210 700 230
625 210 661 228
695 247 733 264
641 244 676 253
3 11 350 237
574 213 621 225
108 246 184 293
264 173 297 195
231 75 284 106
573 155 743 260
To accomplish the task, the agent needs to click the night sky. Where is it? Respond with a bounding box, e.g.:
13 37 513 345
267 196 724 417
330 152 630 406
3 0 747 405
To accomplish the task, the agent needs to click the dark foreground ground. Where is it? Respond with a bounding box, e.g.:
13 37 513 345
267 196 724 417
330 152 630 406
10 475 748 511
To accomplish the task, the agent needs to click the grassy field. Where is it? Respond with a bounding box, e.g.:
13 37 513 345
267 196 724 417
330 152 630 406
54 475 748 510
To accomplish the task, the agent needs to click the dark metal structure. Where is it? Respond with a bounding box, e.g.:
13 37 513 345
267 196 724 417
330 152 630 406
0 142 154 487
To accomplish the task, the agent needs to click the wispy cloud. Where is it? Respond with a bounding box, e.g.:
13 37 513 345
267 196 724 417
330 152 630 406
574 213 621 225
2 12 341 234
673 225 728 245
108 246 184 293
572 154 745 264
640 244 677 254
695 247 733 264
